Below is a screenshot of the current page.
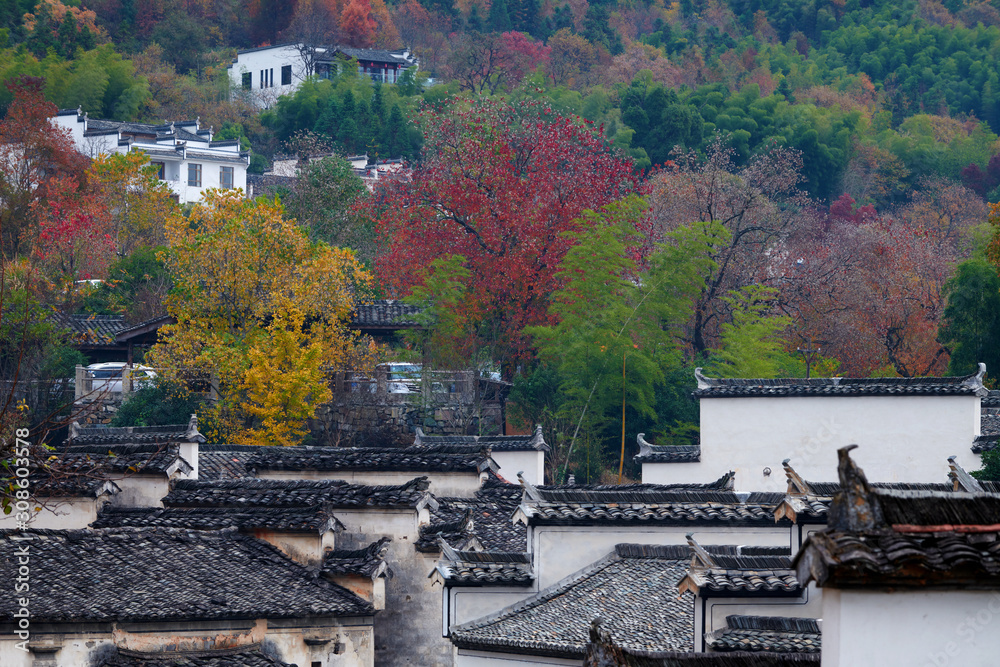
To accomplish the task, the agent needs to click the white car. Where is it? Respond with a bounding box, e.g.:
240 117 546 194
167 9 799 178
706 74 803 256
86 363 156 394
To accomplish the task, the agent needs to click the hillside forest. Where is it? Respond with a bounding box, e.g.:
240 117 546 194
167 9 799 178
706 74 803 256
5 0 1000 481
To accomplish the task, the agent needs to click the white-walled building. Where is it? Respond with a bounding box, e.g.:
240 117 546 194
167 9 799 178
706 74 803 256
639 367 987 491
51 109 250 204
228 43 418 108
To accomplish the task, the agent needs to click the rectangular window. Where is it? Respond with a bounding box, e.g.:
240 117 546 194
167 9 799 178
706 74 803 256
187 163 202 187
220 166 234 189
281 65 291 85
270 68 274 88
260 69 266 88
242 72 251 89
152 162 165 179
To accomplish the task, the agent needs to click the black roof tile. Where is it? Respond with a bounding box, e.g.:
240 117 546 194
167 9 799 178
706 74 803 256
95 645 293 666
707 616 820 654
246 445 494 474
163 477 433 509
322 537 392 579
693 366 987 399
198 445 259 480
634 434 700 463
91 505 343 533
350 299 422 328
417 479 525 552
0 528 373 622
450 544 695 658
47 443 193 477
53 313 129 346
414 425 549 452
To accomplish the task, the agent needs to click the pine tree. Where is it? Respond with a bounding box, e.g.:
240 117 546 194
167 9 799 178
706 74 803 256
488 0 511 33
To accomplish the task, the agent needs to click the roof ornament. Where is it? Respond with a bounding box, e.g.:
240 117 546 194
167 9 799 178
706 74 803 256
636 433 653 457
517 472 543 502
413 427 425 446
438 536 461 561
685 533 717 569
694 367 712 390
782 458 811 496
827 445 885 532
530 424 547 450
962 362 989 397
948 455 984 492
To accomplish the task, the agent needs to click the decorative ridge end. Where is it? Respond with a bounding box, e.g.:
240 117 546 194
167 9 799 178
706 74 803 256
637 433 652 456
694 367 712 390
782 458 810 496
948 455 983 493
518 472 542 502
686 533 716 569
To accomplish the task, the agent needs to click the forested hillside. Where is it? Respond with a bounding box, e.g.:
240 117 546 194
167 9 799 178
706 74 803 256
5 0 1000 480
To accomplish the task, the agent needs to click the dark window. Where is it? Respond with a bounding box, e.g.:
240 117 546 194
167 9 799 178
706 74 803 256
220 166 234 189
260 70 266 88
188 163 202 187
152 162 165 179
242 72 251 89
281 65 291 85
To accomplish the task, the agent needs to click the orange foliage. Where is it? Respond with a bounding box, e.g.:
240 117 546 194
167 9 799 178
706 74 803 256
23 0 103 37
341 0 377 48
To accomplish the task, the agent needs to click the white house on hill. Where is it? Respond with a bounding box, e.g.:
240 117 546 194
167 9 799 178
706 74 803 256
51 109 250 204
228 43 418 108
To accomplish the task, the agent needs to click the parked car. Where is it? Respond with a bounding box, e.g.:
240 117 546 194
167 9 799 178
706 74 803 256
385 362 421 394
86 362 156 394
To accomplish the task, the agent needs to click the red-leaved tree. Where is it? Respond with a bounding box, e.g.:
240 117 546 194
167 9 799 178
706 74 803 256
368 98 637 374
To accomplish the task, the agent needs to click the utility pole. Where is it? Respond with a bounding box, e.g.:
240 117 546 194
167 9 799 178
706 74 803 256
797 345 822 379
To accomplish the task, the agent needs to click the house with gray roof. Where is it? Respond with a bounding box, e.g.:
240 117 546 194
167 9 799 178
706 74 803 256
794 445 1000 666
51 110 249 204
448 543 696 666
0 527 375 667
642 366 990 491
246 444 499 497
414 424 549 485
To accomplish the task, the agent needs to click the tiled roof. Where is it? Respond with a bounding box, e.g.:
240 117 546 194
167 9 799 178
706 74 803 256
692 365 988 398
47 443 193 477
773 459 964 524
450 543 695 658
679 558 800 596
53 313 129 345
245 445 495 474
707 616 820 654
434 544 533 586
634 434 700 463
322 537 392 579
29 475 120 499
68 417 205 446
795 446 1000 589
329 46 412 64
981 412 1000 436
95 645 293 666
91 505 343 533
982 390 1000 408
972 435 997 453
0 528 373 622
198 444 259 480
163 477 434 509
417 479 525 552
350 299 422 329
517 475 785 527
414 424 549 452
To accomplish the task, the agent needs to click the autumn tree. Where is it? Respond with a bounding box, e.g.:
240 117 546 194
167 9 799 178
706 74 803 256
368 98 637 374
283 155 372 258
341 0 378 47
0 76 87 260
647 136 813 357
87 152 180 257
446 31 550 95
149 191 377 446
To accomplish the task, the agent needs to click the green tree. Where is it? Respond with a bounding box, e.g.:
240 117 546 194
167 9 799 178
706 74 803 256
488 0 511 32
283 156 371 258
708 285 796 378
939 259 1000 378
527 196 724 479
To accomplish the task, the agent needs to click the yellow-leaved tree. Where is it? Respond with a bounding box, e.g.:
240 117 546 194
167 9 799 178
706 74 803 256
149 190 377 446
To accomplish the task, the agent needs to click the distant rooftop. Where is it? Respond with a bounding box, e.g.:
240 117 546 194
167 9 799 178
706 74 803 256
693 364 988 399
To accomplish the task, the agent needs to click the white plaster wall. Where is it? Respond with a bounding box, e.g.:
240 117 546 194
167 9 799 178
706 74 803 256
0 497 101 530
698 584 822 651
228 45 306 106
450 588 538 627
456 649 581 666
251 531 324 566
107 475 170 507
663 395 984 491
531 524 793 590
260 470 483 498
822 588 1000 667
492 451 545 486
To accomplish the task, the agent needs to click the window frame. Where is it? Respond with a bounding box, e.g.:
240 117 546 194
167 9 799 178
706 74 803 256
281 65 292 86
242 72 251 89
220 166 234 189
187 163 202 187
